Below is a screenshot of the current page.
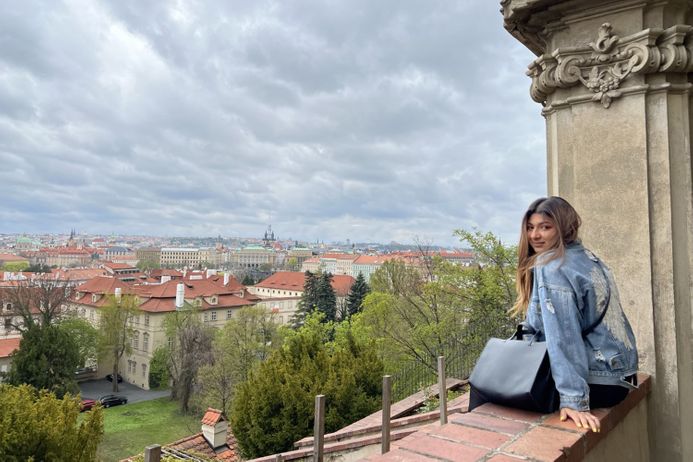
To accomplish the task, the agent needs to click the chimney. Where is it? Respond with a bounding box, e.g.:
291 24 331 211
175 283 185 309
223 273 229 286
201 408 228 449
114 287 122 303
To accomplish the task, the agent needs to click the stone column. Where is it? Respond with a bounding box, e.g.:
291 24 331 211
501 1 693 461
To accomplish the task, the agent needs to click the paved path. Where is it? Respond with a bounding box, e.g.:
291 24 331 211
79 379 170 403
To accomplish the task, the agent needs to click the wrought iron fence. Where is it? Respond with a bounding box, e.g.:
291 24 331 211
389 317 515 401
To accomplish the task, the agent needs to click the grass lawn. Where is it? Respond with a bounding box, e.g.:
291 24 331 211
96 397 202 462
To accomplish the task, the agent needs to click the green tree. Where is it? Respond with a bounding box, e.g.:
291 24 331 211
1 261 29 272
230 313 383 458
98 294 140 393
136 260 160 273
316 272 337 322
344 272 369 319
164 306 214 413
0 384 104 461
23 263 52 273
196 306 280 416
148 346 170 389
285 256 299 271
290 271 318 328
7 325 81 397
354 230 517 378
57 316 99 368
291 271 337 327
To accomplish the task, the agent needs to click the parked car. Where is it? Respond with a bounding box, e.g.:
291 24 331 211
99 395 127 408
105 373 123 383
80 399 96 412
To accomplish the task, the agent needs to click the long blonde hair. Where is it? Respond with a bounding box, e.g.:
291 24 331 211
511 196 582 316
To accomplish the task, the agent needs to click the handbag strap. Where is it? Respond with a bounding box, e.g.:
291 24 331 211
581 258 611 339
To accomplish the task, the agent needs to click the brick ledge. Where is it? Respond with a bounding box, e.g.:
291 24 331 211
361 372 651 462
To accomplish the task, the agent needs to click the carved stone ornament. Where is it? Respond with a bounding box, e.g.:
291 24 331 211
528 23 693 108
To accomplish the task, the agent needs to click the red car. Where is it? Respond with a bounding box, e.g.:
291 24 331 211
80 399 96 412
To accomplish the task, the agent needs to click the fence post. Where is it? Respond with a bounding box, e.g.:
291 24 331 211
275 454 284 462
313 394 325 462
144 444 161 462
438 355 447 425
382 375 392 454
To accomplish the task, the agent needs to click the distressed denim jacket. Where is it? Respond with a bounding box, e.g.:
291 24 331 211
525 242 638 411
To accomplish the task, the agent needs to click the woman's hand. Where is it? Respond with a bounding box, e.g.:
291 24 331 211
559 407 600 432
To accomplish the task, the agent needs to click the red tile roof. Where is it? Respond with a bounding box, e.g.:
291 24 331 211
102 262 137 270
353 255 396 265
134 280 256 313
166 432 238 461
49 268 109 281
0 337 20 358
0 254 29 262
75 276 133 295
255 272 355 296
318 253 359 261
201 408 225 426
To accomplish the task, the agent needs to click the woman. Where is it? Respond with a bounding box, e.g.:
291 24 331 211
514 196 638 432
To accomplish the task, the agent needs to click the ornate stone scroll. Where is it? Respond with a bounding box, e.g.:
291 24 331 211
528 23 693 108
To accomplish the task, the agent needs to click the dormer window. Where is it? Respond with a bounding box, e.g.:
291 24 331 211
92 294 98 303
210 296 218 305
4 303 11 312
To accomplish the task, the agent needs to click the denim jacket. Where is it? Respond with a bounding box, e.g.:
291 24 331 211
525 242 638 411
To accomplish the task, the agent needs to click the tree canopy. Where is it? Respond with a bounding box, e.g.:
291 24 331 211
58 316 99 368
164 305 214 413
353 230 518 379
97 294 140 393
196 305 280 416
0 383 104 461
344 272 369 319
291 271 337 327
230 313 383 458
7 324 81 398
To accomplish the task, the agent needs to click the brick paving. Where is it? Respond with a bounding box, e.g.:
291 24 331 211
361 373 651 462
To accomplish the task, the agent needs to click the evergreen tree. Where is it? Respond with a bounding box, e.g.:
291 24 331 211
315 272 336 322
290 271 318 328
230 314 383 458
0 384 104 461
7 325 81 398
345 272 369 318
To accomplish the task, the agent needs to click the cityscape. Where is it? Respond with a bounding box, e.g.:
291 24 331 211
3 0 682 460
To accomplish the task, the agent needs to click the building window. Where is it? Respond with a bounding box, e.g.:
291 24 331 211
133 332 139 350
144 314 150 327
4 303 12 312
143 333 149 352
4 318 12 330
211 311 217 321
142 363 147 378
203 312 208 322
226 309 232 319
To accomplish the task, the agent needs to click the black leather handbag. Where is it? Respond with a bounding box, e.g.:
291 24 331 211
468 325 559 413
468 259 611 413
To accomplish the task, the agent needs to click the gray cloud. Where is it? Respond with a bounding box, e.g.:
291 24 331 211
0 0 546 246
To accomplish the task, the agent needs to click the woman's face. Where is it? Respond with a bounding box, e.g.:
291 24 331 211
527 213 559 254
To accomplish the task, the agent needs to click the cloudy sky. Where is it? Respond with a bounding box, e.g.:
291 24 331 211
0 0 546 246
